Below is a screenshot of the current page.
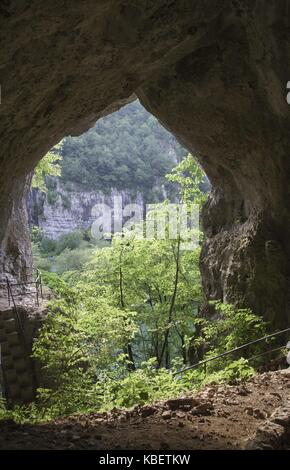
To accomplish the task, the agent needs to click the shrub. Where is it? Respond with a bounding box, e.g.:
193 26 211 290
47 190 59 205
55 231 83 254
40 237 57 254
61 194 71 210
54 246 94 274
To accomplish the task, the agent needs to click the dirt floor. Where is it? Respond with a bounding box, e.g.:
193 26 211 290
0 369 290 450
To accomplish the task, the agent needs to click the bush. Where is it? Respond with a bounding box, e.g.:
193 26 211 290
61 194 71 210
180 358 255 390
47 190 59 205
192 301 269 371
96 359 184 410
40 237 57 254
54 246 94 274
55 231 84 254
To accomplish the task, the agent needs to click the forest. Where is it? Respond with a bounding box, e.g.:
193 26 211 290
58 100 186 195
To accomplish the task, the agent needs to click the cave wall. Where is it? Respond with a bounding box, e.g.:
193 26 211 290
0 175 32 282
1 1 290 326
138 1 290 327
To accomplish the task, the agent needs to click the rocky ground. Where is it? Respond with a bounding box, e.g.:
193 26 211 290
0 369 289 450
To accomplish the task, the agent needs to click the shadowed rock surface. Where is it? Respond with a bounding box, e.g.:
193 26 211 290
0 1 290 325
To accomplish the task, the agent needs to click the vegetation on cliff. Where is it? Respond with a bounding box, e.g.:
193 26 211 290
54 100 186 196
32 146 62 193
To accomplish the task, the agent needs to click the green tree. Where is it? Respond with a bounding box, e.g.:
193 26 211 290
32 146 62 193
166 153 207 205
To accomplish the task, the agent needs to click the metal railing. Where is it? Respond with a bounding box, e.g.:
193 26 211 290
6 268 43 307
5 277 31 355
173 326 290 376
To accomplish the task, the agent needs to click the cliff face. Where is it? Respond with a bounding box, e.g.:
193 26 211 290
1 1 290 327
29 183 148 240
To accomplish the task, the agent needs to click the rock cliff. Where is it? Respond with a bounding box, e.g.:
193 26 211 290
29 183 148 240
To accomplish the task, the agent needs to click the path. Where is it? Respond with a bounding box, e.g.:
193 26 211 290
0 369 289 450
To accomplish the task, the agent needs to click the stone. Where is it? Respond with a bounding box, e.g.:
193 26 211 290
28 183 148 241
237 385 252 396
253 408 267 420
270 404 290 426
161 410 172 420
245 407 254 416
245 422 286 450
191 402 214 416
167 397 198 411
140 406 158 418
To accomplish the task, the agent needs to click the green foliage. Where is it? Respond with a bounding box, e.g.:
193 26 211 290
95 359 184 410
166 153 208 205
53 247 95 274
40 236 57 254
31 226 43 245
32 248 52 272
8 146 271 425
61 193 71 210
28 279 138 418
181 358 255 390
1 292 268 423
192 301 269 371
23 232 270 424
55 231 84 253
41 271 71 297
32 229 101 274
47 190 59 206
57 100 186 195
32 146 62 193
73 211 203 370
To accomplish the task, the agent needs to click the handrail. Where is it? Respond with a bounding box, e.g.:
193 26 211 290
247 345 286 364
173 326 290 376
5 277 29 353
5 269 43 307
4 270 43 354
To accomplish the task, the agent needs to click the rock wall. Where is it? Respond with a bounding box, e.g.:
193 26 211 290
137 1 290 328
29 183 148 240
0 176 32 283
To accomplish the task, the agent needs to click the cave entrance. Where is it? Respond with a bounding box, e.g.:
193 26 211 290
30 99 209 275
0 98 213 407
26 96 211 376
1 0 290 443
0 94 288 416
